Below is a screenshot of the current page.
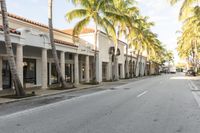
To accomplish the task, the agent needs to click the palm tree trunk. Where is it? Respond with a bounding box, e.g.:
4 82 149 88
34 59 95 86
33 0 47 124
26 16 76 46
134 50 140 77
92 24 98 83
48 0 68 88
113 45 119 81
194 39 198 72
1 0 25 96
113 28 120 81
138 52 143 76
125 44 128 78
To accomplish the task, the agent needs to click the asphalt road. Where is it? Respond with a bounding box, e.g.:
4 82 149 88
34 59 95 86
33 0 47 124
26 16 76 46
0 74 200 133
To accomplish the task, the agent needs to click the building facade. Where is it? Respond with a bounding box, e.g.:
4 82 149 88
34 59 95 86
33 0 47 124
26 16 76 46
0 13 157 92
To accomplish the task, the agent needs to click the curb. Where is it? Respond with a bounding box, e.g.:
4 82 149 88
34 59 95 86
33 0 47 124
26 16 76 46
0 75 159 105
0 84 102 105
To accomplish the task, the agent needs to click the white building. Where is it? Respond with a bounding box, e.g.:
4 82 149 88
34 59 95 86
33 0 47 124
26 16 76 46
0 13 154 92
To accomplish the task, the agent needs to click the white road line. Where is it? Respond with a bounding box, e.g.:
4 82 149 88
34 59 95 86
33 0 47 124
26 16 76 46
192 92 200 108
137 91 148 98
189 80 199 90
188 80 200 108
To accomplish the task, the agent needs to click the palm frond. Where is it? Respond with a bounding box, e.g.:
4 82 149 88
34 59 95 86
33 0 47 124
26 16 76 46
66 9 89 22
72 16 90 37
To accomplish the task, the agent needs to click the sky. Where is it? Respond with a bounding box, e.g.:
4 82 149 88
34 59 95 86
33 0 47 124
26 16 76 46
6 0 182 63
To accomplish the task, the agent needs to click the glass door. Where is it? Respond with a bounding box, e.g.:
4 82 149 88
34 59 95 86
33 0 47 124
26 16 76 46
23 59 36 86
2 60 11 89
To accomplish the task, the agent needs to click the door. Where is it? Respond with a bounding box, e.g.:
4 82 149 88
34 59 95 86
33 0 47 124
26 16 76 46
2 60 11 89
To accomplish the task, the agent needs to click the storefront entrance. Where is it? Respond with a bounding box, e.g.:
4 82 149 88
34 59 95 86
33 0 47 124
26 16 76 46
23 59 36 87
2 60 11 89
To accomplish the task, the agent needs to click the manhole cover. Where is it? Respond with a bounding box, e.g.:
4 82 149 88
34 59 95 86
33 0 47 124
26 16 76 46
191 90 200 92
67 96 76 99
110 88 116 90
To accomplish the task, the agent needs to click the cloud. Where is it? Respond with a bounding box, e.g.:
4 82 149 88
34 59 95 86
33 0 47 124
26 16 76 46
30 0 40 3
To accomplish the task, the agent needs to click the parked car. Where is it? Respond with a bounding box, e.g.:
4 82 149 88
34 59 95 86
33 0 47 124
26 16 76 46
185 70 196 76
169 66 176 74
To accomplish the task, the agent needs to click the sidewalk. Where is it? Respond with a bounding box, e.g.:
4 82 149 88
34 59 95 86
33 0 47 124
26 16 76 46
0 76 155 105
189 76 200 107
190 76 200 90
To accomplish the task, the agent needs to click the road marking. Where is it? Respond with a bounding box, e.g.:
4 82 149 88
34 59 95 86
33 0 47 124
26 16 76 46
188 80 200 108
192 92 200 108
137 91 148 98
189 80 199 91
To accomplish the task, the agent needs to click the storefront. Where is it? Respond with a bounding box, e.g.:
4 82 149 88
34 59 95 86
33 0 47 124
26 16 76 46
23 59 36 87
2 60 11 89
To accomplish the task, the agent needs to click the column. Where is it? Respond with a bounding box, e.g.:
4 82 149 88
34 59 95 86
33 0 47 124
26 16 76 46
71 64 74 83
96 53 101 83
121 63 125 79
79 60 83 82
0 57 2 90
126 59 129 78
106 62 111 81
114 56 119 80
16 44 23 84
130 60 133 78
74 53 79 85
42 48 48 89
48 62 51 85
60 51 65 78
85 55 90 83
109 55 112 80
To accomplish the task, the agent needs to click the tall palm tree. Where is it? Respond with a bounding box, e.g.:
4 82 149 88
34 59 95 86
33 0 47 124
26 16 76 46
0 0 25 96
66 0 117 83
109 0 139 79
128 17 154 76
170 0 198 20
48 0 68 88
176 6 200 70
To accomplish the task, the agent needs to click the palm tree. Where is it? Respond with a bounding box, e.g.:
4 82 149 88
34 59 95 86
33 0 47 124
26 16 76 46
170 0 198 20
48 0 68 88
109 0 139 79
66 0 117 83
128 17 154 76
0 0 25 96
176 6 200 71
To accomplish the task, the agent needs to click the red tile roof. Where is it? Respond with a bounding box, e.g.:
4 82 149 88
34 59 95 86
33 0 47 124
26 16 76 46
63 28 95 35
0 25 20 35
54 39 77 47
0 12 79 47
5 13 69 35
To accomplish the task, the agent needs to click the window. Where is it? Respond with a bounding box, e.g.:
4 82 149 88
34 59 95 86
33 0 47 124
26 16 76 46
23 59 36 85
51 63 58 84
2 60 11 89
65 64 72 82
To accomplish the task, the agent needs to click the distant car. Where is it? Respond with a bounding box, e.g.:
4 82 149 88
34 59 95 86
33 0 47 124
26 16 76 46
169 66 176 74
183 69 187 73
185 70 196 76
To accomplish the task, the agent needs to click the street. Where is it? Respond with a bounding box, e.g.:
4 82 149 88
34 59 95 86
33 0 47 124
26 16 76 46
0 74 200 133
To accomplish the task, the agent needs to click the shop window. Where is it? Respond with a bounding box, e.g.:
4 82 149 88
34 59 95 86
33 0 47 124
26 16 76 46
23 59 36 85
69 53 73 60
51 63 58 84
65 64 72 82
2 60 11 89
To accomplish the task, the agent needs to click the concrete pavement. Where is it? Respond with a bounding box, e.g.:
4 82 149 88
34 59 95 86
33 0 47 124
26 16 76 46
0 74 200 133
0 76 151 105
